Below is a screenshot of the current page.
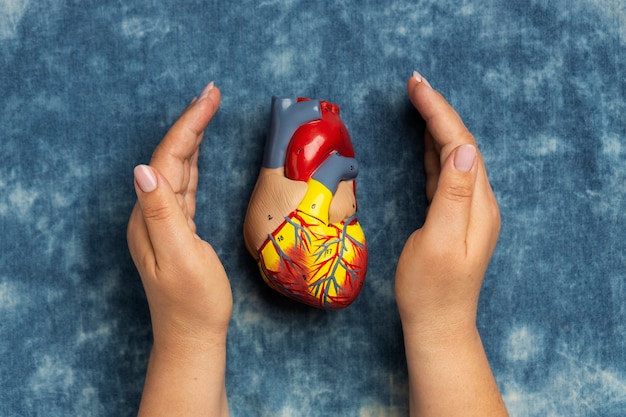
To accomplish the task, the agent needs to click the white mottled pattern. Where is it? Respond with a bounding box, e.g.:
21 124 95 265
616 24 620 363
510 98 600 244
0 280 23 311
503 349 626 416
505 325 545 363
120 16 171 44
8 183 39 216
0 0 29 40
1 0 625 415
28 354 74 390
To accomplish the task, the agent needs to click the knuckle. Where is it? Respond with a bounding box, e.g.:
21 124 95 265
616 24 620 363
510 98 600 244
459 131 476 144
142 203 173 223
442 182 473 202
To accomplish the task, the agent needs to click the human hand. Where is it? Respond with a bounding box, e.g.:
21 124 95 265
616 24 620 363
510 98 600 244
127 82 232 351
395 73 501 340
395 73 506 417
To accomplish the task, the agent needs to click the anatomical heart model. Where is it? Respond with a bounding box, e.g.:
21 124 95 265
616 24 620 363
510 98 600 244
244 97 368 310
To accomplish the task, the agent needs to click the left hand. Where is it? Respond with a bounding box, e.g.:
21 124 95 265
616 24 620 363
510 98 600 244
127 82 232 351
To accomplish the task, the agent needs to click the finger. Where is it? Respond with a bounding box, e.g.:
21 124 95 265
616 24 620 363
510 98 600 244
407 73 476 166
127 201 155 271
133 164 198 265
422 144 478 246
423 129 440 204
184 148 200 220
467 163 501 255
150 83 221 193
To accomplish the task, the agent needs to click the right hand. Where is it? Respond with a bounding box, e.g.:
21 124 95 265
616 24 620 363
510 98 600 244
395 73 501 339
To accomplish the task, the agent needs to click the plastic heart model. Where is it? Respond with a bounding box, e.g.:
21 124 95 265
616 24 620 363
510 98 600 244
244 97 367 310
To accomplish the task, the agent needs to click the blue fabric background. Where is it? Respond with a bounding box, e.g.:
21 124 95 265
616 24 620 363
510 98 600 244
1 1 624 415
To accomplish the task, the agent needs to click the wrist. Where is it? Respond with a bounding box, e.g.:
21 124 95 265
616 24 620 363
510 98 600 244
401 320 509 417
151 325 228 360
139 330 229 417
148 332 228 389
401 315 479 354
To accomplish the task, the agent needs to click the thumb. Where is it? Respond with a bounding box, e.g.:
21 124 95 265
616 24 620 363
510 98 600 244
133 164 196 264
422 144 478 243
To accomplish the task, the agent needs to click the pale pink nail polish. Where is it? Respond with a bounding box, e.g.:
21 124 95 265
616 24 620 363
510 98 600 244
134 164 157 193
199 81 214 100
454 144 477 172
413 70 432 88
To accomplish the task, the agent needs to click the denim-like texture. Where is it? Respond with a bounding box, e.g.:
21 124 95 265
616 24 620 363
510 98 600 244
1 1 624 416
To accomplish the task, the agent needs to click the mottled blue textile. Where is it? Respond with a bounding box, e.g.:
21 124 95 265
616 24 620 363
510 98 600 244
1 1 625 415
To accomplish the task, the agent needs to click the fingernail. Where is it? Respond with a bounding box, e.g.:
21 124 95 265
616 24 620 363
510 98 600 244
454 144 477 172
199 81 214 100
134 164 157 193
413 70 432 89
